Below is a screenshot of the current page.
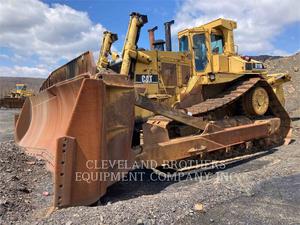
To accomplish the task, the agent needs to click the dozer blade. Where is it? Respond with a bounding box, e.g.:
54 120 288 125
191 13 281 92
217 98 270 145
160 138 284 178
15 74 135 207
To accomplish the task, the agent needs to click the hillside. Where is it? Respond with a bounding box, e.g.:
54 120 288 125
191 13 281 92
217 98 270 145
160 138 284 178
0 77 45 98
264 52 300 115
251 55 283 62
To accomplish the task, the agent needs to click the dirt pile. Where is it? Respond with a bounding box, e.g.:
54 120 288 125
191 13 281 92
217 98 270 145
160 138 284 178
265 52 300 115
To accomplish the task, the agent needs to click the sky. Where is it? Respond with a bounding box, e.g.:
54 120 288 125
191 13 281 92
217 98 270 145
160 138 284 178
0 0 300 78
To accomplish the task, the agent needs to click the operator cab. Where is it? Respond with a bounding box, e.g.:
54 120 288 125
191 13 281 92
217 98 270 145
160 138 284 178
178 18 239 77
178 29 211 73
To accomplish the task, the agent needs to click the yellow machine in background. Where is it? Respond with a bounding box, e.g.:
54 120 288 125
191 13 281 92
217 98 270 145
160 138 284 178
9 84 33 98
0 84 34 108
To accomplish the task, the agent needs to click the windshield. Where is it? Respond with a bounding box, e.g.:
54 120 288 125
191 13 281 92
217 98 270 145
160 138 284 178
179 36 189 52
193 34 207 71
211 34 224 54
16 85 26 90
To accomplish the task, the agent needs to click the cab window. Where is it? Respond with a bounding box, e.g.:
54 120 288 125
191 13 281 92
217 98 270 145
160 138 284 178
211 34 224 54
193 34 207 71
179 36 189 52
16 85 26 90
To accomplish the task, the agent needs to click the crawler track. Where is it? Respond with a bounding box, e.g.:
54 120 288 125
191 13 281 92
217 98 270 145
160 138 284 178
187 76 291 144
187 77 261 115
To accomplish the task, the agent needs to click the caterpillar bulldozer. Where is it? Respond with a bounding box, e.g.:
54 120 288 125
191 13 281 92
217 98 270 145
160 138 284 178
15 12 291 208
0 84 34 108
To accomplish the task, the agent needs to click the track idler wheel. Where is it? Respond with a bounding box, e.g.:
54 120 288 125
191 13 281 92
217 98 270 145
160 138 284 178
243 86 269 116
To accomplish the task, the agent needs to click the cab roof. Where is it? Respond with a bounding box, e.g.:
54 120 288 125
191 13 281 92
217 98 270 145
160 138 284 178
178 18 237 37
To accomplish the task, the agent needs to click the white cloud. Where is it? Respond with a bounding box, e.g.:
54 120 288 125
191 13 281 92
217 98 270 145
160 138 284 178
0 54 9 60
0 0 106 77
0 65 49 78
174 0 300 55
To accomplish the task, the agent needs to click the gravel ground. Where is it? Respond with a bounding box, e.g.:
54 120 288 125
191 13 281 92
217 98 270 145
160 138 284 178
37 136 300 225
0 108 19 142
0 141 52 225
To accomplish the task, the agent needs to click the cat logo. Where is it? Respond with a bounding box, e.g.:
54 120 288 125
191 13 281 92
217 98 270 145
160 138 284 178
135 74 158 84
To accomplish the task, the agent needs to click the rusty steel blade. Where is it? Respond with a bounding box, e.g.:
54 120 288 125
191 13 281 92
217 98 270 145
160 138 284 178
15 74 135 207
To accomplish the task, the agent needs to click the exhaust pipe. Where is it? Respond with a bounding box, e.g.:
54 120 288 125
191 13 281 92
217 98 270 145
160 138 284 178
164 20 174 51
148 26 158 50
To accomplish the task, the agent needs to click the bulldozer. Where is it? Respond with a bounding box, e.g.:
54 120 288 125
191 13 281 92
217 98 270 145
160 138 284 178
0 83 34 108
15 12 291 208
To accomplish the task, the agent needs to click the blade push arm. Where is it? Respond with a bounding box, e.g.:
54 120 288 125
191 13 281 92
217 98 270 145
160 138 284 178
96 31 118 70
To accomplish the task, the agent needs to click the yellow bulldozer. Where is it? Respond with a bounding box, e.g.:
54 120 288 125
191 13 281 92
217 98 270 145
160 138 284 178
15 12 291 208
0 83 34 108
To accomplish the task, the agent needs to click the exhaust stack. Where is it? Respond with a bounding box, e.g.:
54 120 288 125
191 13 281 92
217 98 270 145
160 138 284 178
164 20 174 51
148 26 158 50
